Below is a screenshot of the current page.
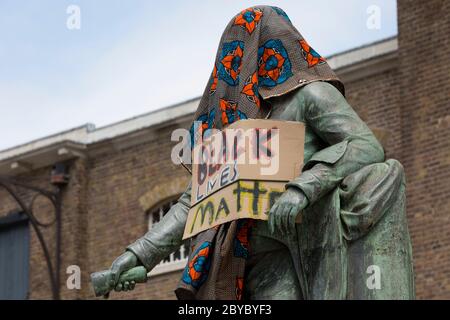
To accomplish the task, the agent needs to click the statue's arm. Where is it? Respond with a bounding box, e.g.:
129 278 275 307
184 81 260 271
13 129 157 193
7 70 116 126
126 182 191 271
286 81 385 206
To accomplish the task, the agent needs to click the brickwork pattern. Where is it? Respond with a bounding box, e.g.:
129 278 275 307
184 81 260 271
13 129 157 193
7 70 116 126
1 1 449 299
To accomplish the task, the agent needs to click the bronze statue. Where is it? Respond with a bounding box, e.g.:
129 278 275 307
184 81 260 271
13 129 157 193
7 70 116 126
92 6 414 300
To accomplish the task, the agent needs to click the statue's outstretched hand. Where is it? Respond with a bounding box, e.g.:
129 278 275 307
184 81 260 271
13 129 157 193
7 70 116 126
110 251 139 292
268 187 308 235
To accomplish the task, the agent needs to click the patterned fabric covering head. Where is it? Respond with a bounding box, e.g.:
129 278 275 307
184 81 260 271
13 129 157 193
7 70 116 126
190 5 344 146
177 6 344 300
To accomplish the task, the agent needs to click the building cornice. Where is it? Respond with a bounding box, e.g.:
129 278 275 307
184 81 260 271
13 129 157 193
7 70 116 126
328 37 398 83
0 37 398 175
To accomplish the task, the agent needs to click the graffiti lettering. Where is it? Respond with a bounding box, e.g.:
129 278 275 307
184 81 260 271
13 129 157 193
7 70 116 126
233 181 267 215
186 181 286 238
216 197 230 221
195 162 238 202
190 201 215 233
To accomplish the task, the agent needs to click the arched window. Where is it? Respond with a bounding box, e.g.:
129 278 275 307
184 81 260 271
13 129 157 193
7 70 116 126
146 196 189 276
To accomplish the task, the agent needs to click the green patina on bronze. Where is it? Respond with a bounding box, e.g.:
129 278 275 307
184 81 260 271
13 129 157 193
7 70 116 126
92 81 415 299
92 2 414 301
91 266 147 297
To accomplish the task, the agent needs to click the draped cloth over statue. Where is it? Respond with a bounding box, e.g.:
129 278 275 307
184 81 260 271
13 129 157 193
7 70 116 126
188 5 343 136
176 5 343 300
173 5 414 300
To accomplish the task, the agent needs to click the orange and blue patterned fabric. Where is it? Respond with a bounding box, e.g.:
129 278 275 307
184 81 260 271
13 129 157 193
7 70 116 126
235 277 244 300
234 7 263 34
241 72 260 107
189 5 342 138
234 220 254 259
218 41 244 86
271 6 291 23
179 5 343 300
219 98 248 126
258 39 293 87
181 241 212 289
300 39 326 68
209 64 218 95
189 109 215 148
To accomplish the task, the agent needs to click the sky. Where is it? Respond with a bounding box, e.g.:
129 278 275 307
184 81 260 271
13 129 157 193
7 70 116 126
0 0 397 151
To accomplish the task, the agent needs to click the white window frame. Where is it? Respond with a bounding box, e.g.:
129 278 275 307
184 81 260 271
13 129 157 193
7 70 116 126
146 197 189 277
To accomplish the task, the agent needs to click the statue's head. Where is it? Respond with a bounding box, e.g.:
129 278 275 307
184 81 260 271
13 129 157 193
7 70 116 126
189 5 343 143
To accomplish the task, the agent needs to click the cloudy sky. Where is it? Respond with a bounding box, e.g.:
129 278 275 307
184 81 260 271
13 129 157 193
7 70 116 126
0 0 397 150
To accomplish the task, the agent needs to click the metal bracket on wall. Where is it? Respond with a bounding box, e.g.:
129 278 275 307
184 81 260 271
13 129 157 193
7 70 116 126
0 162 70 300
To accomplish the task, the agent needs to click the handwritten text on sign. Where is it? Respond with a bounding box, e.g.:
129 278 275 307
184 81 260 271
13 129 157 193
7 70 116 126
183 119 305 239
183 180 285 239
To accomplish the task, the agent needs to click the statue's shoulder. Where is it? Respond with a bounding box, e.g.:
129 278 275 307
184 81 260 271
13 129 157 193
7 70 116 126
297 81 343 103
268 81 341 121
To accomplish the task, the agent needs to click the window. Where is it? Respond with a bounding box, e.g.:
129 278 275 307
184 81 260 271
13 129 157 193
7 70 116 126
0 212 29 299
146 197 189 276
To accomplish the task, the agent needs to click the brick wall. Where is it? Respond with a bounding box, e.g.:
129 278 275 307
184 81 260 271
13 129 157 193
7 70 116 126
85 127 190 300
0 126 189 300
1 1 449 300
396 0 450 299
0 159 98 299
1 166 62 299
345 68 401 160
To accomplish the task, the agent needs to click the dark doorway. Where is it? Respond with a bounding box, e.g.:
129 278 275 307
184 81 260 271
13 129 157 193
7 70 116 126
0 212 29 299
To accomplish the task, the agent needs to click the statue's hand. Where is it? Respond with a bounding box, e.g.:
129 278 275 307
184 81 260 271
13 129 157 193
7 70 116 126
110 251 138 292
268 187 308 235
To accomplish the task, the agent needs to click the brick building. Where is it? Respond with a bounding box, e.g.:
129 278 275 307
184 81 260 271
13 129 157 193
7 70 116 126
0 1 449 299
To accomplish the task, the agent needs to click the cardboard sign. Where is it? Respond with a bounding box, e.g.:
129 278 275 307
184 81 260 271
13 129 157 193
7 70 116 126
183 119 304 239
